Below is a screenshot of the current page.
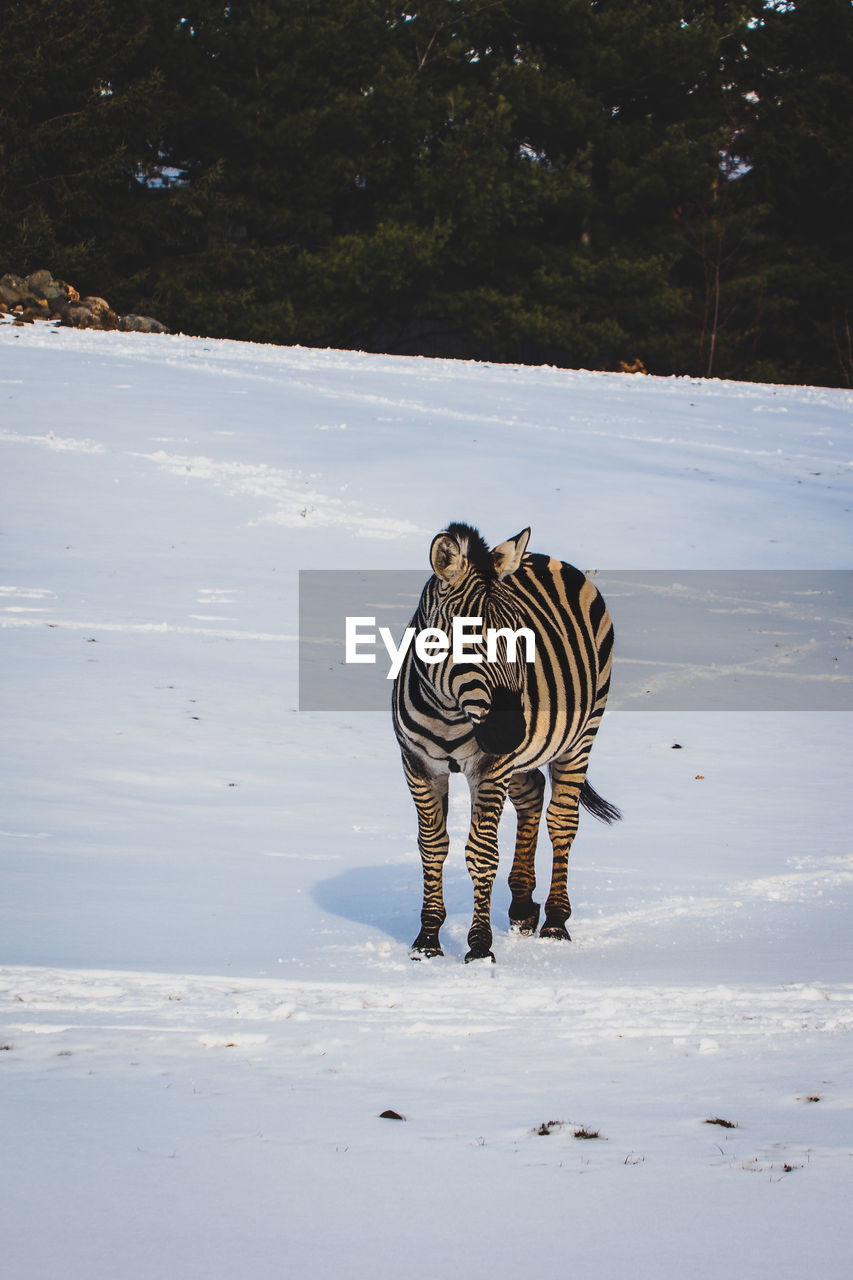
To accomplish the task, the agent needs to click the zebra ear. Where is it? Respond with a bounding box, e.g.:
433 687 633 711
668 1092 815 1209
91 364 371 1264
492 527 531 579
430 531 465 582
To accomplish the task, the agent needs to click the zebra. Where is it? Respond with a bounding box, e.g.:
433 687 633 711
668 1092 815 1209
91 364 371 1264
392 522 619 963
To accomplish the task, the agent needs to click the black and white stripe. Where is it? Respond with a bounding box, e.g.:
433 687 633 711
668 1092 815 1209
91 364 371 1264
392 522 619 962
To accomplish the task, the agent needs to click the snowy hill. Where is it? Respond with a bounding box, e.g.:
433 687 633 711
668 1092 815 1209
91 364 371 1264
2 324 852 1279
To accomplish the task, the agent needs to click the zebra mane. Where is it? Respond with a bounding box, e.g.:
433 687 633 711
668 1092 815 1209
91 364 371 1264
443 522 496 579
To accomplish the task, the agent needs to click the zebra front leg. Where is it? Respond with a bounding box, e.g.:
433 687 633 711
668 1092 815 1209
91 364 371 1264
541 757 585 941
405 765 450 958
464 776 509 962
507 769 545 934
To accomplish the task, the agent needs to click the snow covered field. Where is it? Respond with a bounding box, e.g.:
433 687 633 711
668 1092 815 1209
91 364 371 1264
2 323 852 1278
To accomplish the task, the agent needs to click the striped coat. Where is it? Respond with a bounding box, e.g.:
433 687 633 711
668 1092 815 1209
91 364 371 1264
392 523 618 962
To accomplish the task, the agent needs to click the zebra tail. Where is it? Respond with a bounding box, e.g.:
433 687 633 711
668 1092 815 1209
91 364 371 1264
579 780 622 824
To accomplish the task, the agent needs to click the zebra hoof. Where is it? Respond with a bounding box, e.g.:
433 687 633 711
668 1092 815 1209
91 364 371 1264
411 933 443 959
464 948 496 964
509 901 541 935
540 923 571 942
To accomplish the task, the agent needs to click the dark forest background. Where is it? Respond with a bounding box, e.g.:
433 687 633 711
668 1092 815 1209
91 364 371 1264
2 1 851 385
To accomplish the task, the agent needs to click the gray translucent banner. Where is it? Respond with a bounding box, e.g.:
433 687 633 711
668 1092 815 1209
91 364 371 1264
299 570 853 711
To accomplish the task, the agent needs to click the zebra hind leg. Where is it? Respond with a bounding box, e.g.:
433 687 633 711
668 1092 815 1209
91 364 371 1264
506 769 545 934
406 768 450 958
541 757 586 941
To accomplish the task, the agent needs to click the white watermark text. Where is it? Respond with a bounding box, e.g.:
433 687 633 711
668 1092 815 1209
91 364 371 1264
345 616 536 679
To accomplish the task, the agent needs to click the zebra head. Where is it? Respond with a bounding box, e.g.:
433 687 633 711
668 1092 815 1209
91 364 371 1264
422 522 532 756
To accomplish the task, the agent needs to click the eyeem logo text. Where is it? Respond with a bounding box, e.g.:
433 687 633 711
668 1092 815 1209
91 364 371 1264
346 616 536 680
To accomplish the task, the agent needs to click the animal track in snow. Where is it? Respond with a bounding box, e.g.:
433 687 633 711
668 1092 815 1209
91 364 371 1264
0 585 55 613
134 448 420 538
192 587 238 621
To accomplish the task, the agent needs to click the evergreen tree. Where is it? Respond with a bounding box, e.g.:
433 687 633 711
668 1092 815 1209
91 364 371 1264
0 0 176 295
738 0 853 384
1 1 848 384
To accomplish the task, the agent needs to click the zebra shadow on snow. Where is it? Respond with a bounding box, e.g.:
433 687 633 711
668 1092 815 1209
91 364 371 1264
312 859 512 957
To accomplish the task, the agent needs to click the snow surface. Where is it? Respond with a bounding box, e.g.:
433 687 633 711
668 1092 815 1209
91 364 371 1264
2 323 852 1279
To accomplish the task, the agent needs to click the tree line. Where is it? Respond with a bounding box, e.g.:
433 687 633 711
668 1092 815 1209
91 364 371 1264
2 0 851 385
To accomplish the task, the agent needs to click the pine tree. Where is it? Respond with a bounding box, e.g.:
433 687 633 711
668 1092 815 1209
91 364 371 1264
4 0 846 384
737 0 853 384
0 0 177 294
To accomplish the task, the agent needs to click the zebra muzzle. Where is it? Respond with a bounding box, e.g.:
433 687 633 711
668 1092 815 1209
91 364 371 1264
471 687 526 755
